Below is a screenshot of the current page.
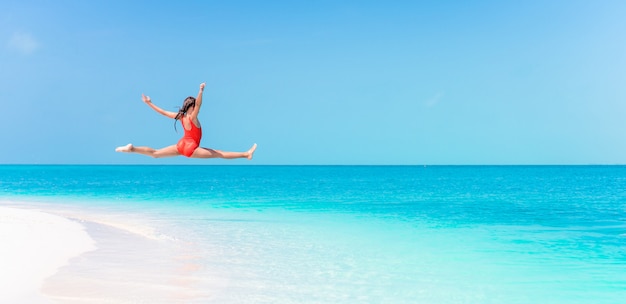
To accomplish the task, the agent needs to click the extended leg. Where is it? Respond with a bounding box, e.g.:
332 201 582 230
191 143 257 160
116 144 180 158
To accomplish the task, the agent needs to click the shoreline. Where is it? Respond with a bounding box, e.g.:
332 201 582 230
0 206 95 303
0 203 209 303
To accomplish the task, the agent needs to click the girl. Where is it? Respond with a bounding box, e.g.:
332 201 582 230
116 83 257 159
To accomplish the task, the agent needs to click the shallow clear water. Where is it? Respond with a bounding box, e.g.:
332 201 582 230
1 165 625 303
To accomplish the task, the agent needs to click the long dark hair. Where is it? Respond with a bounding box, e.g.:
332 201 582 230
174 96 196 132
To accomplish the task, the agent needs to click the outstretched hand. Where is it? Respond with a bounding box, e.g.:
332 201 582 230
141 94 152 104
200 83 206 90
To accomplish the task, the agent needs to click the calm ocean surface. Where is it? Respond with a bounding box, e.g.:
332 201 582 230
1 165 625 303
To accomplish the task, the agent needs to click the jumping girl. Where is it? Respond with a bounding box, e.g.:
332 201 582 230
115 83 257 160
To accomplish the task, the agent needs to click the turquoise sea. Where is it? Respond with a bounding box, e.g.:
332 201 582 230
1 165 625 303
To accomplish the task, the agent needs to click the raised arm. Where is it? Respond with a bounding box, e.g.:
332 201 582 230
188 83 205 120
142 94 177 119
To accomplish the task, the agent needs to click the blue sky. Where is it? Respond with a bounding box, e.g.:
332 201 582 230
1 1 626 165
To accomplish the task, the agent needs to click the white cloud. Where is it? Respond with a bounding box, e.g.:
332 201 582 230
7 32 40 54
424 92 444 108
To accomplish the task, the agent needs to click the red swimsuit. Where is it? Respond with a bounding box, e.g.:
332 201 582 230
176 118 202 157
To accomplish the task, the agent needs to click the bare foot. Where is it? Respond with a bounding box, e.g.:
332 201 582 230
115 143 133 152
245 143 257 160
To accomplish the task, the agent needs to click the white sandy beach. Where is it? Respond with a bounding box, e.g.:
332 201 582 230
0 203 210 303
0 206 96 303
